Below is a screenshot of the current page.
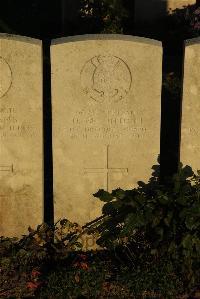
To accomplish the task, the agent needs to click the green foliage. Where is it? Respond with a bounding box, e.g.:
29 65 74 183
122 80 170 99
168 4 200 39
90 164 200 295
80 0 129 33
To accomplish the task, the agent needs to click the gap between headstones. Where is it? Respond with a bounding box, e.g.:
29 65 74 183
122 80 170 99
43 39 54 225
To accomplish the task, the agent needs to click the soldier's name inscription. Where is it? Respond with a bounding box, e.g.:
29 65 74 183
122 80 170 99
64 108 147 140
0 106 37 138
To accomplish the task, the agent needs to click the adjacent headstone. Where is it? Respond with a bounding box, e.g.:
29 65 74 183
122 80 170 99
0 34 43 237
134 0 196 24
51 35 162 226
167 0 196 13
180 38 200 172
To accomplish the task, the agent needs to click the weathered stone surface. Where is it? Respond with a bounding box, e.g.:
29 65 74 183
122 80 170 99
180 38 200 173
134 0 196 23
0 34 43 237
51 35 162 226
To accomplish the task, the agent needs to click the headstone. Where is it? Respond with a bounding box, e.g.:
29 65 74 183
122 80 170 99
134 0 196 24
0 34 43 237
51 35 162 226
180 38 200 172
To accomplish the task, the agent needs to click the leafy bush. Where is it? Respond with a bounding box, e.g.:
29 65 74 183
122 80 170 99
168 3 200 38
80 0 129 33
88 164 200 295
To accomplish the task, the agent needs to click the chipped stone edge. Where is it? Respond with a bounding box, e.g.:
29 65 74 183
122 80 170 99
0 33 41 45
51 34 162 47
185 37 200 47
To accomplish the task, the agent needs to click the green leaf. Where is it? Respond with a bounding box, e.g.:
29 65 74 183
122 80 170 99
164 211 173 226
102 202 116 215
182 234 193 249
168 241 176 254
60 219 69 226
179 207 189 219
192 236 200 252
150 249 158 255
111 188 126 200
189 203 200 214
176 196 188 206
185 216 198 230
137 181 146 188
155 227 164 242
158 194 169 205
125 213 145 229
93 189 113 202
152 215 161 227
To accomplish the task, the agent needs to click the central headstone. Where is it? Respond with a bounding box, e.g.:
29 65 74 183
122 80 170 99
0 34 43 237
51 35 162 225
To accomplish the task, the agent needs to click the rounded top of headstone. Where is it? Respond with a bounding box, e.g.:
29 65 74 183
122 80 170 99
185 37 200 46
51 34 162 47
0 33 41 45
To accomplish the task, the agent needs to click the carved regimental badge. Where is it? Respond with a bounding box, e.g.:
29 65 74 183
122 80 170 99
0 57 12 98
81 55 132 103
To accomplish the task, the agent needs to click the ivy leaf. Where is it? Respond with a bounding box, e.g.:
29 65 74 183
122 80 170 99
102 202 116 215
185 216 198 230
179 208 188 220
155 227 164 242
176 196 188 206
192 236 200 252
152 215 161 227
125 213 145 229
168 241 177 254
158 194 169 205
181 165 194 179
111 188 126 200
60 219 70 226
164 211 173 226
93 189 113 202
150 249 158 255
137 181 146 188
182 234 193 249
189 204 200 214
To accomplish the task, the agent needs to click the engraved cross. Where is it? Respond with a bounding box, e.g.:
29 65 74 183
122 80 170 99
84 145 128 191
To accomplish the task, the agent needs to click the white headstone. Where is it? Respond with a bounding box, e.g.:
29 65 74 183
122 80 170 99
51 35 162 225
180 38 200 172
0 34 43 237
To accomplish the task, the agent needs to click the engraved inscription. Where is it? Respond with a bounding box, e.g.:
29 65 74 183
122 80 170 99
0 164 13 173
183 128 200 136
81 55 132 103
0 57 12 98
66 109 147 140
0 106 36 138
84 145 128 191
